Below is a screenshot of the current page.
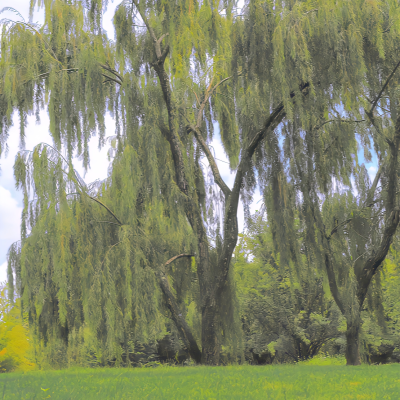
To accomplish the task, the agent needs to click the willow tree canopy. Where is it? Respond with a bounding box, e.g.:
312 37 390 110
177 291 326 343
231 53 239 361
2 0 400 365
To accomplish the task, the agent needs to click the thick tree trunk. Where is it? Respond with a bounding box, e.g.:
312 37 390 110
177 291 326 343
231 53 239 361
157 257 202 364
345 320 361 366
201 299 220 365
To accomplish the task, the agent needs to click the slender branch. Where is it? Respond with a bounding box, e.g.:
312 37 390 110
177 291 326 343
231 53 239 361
101 73 122 86
187 123 231 197
315 118 365 131
87 196 123 226
131 0 164 59
183 73 242 197
99 64 124 83
160 45 170 63
165 254 194 267
11 21 61 64
23 143 124 227
370 59 400 114
66 191 123 226
195 74 239 128
156 33 169 47
364 59 400 146
328 218 352 239
131 0 156 40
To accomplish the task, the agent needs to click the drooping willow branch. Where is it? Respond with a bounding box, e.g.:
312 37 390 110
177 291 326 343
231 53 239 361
364 59 400 146
21 143 124 226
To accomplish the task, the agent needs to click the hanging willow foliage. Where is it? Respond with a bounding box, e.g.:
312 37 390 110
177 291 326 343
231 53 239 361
9 141 200 365
3 0 400 365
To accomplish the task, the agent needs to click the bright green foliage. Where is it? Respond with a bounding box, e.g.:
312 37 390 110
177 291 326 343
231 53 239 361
233 213 344 363
382 245 400 336
0 285 36 372
1 0 396 166
9 142 201 366
359 242 400 362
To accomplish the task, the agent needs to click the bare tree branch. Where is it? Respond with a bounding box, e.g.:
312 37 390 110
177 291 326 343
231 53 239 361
195 73 240 128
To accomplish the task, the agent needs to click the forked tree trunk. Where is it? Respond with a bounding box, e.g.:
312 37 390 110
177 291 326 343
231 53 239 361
139 10 308 364
345 320 361 366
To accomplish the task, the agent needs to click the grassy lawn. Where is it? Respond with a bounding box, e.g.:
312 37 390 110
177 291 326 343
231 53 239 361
1 361 400 399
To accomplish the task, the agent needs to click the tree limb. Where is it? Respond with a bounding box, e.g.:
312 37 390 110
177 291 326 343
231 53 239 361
187 124 231 197
196 73 240 128
157 254 202 363
328 218 352 239
101 73 123 86
185 74 242 198
87 196 123 226
214 85 311 296
165 253 195 267
370 59 400 114
364 59 400 146
99 64 124 83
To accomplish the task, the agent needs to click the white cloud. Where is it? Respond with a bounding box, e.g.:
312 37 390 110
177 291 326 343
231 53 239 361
368 166 378 181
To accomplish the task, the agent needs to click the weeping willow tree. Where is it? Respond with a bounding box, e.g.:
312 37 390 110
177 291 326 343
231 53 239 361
259 54 400 366
2 0 400 365
9 141 202 366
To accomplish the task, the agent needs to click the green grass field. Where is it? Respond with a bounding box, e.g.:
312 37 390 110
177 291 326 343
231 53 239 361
1 360 400 399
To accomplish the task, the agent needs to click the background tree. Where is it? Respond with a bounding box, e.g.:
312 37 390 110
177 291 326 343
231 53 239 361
2 0 400 365
0 284 36 372
234 212 344 364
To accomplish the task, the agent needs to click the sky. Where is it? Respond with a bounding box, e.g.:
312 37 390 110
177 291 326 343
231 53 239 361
0 1 261 281
0 1 379 282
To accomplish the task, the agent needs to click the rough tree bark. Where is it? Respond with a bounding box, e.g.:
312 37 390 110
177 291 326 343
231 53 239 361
345 318 361 366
